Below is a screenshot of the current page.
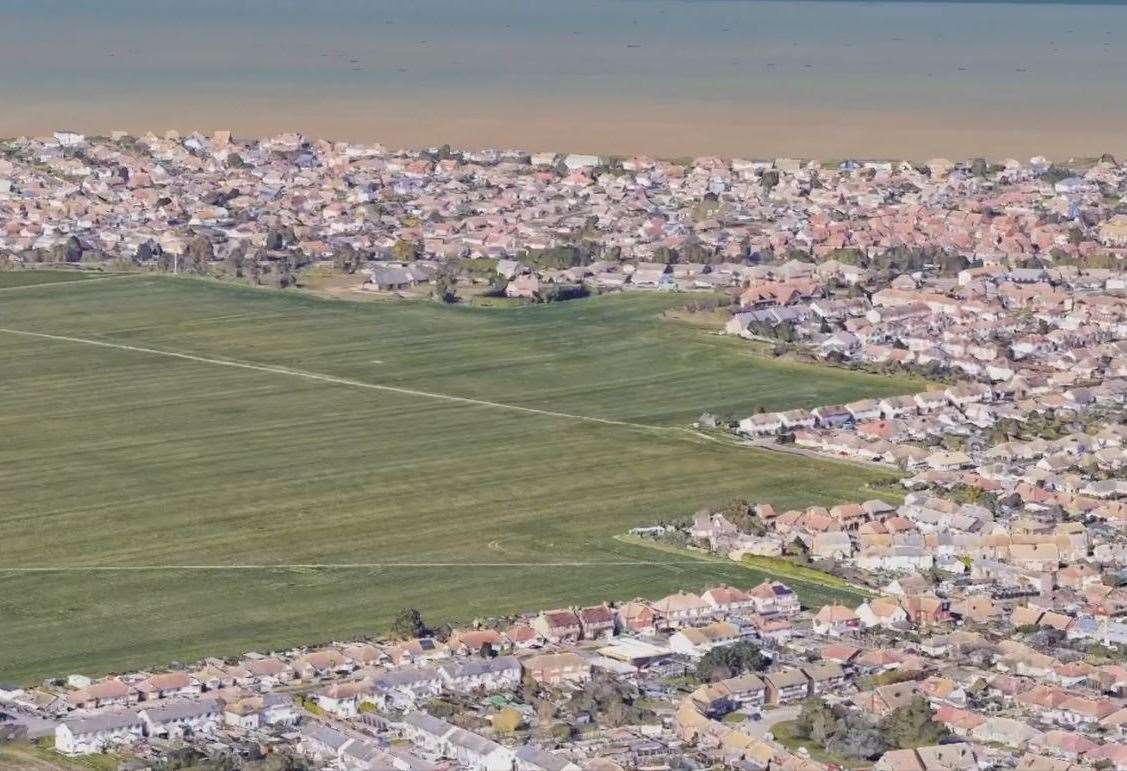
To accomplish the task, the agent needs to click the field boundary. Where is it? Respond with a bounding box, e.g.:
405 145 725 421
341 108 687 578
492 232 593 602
0 560 712 572
0 273 143 292
0 325 831 458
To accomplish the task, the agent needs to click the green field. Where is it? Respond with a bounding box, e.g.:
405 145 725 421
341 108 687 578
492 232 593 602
0 277 916 681
0 270 102 288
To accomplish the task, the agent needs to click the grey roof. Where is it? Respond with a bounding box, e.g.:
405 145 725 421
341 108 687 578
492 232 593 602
301 722 351 751
441 656 520 679
446 725 506 756
400 710 452 738
373 666 442 689
62 709 143 735
516 745 575 771
140 698 221 723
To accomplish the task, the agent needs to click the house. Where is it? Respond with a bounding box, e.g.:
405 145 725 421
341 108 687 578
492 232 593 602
748 580 801 617
315 681 372 717
802 662 846 696
578 605 616 639
812 405 853 428
763 668 810 705
875 743 978 771
439 656 522 692
294 648 354 680
138 698 222 738
738 413 784 436
652 591 712 627
445 726 516 771
506 274 542 299
532 609 583 643
845 399 882 422
367 265 416 291
523 653 592 686
813 604 861 636
515 745 581 771
65 678 134 710
856 597 909 628
701 585 755 614
447 630 510 657
223 692 300 729
616 601 658 635
242 657 294 686
669 622 740 656
56 710 144 755
134 672 201 701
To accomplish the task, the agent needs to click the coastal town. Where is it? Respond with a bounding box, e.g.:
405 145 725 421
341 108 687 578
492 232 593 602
1 129 1126 771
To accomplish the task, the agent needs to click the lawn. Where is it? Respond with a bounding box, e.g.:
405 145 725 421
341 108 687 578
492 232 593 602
0 270 101 288
616 537 871 607
0 276 914 681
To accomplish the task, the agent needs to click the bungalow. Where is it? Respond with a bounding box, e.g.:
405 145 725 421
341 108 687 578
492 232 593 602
778 409 817 431
845 399 882 422
914 392 949 413
367 265 416 291
523 653 592 686
241 657 294 686
56 710 144 755
134 672 200 701
669 622 740 656
813 604 861 636
223 692 300 729
812 405 853 428
856 597 909 628
738 413 784 436
506 274 542 299
879 396 919 419
65 679 134 710
294 649 354 680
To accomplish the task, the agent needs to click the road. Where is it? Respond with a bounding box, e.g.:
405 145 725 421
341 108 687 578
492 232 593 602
740 705 801 739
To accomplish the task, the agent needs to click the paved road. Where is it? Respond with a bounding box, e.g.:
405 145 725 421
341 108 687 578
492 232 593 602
740 705 801 739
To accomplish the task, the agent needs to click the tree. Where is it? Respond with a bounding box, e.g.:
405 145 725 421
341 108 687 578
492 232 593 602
185 235 214 275
880 696 949 749
391 238 421 262
391 607 429 639
695 641 769 682
794 698 841 745
332 243 364 274
431 271 459 304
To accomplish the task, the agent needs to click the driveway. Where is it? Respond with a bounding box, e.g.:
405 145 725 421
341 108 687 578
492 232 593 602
740 705 801 739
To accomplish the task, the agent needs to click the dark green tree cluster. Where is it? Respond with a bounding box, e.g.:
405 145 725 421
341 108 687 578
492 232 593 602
792 698 889 761
695 641 769 682
391 607 431 639
568 672 653 727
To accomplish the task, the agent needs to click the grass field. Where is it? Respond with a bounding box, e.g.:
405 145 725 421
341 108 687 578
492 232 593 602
0 276 917 682
0 270 102 288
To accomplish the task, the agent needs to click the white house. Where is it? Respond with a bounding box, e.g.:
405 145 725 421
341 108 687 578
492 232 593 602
56 710 144 755
438 656 521 693
139 698 221 738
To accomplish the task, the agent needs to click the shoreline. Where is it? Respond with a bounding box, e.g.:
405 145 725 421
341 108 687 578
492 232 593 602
5 95 1126 162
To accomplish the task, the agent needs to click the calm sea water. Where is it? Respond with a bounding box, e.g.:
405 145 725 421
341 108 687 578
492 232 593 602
2 0 1125 158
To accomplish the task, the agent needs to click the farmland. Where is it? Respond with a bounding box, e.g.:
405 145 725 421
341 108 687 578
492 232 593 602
0 276 917 681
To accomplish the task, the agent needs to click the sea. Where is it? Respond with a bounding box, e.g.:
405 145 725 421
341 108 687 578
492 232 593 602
1 0 1125 159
